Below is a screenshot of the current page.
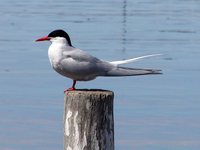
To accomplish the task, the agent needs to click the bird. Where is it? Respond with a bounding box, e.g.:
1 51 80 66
36 29 162 91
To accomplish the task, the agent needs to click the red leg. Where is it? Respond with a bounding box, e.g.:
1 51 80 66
64 80 76 92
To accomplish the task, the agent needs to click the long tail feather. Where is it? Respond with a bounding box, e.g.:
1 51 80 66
110 54 162 66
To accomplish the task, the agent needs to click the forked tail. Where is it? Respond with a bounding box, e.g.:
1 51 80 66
104 54 162 76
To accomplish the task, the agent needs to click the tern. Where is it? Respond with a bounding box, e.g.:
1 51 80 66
36 29 162 91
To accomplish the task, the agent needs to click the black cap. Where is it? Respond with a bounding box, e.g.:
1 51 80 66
48 29 72 46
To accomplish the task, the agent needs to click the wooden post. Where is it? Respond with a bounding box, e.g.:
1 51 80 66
64 90 114 150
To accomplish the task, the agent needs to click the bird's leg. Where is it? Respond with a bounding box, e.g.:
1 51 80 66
72 80 76 90
64 80 76 92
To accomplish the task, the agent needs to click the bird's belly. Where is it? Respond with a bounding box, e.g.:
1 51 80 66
52 64 97 81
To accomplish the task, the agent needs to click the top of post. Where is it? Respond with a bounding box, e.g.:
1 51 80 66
65 89 114 98
65 89 113 94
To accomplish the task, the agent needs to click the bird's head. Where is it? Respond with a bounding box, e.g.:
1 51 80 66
35 29 72 46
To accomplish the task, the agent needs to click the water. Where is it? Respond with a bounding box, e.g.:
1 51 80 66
0 0 200 149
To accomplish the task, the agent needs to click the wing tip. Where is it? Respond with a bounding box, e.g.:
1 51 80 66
151 69 163 74
104 67 163 76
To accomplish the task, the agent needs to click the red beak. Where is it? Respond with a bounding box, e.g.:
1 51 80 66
35 36 50 42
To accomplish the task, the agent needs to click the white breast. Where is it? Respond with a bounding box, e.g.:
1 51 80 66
48 37 70 67
48 43 63 68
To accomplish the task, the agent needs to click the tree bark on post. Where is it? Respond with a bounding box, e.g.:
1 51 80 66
64 90 114 150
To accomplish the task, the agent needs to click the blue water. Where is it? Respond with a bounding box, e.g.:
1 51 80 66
1 0 200 150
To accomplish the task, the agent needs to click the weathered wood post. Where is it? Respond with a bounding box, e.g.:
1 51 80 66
64 90 114 150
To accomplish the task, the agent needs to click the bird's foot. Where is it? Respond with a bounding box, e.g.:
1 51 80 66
64 87 76 93
64 80 77 93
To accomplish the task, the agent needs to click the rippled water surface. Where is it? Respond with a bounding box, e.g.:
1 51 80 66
0 0 200 150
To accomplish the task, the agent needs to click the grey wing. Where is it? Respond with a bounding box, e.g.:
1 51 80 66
61 48 100 70
59 48 109 80
62 48 98 62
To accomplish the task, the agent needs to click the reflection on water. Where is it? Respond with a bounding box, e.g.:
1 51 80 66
122 0 127 52
0 0 200 150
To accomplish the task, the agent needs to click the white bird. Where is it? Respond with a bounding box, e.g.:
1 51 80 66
36 29 162 91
